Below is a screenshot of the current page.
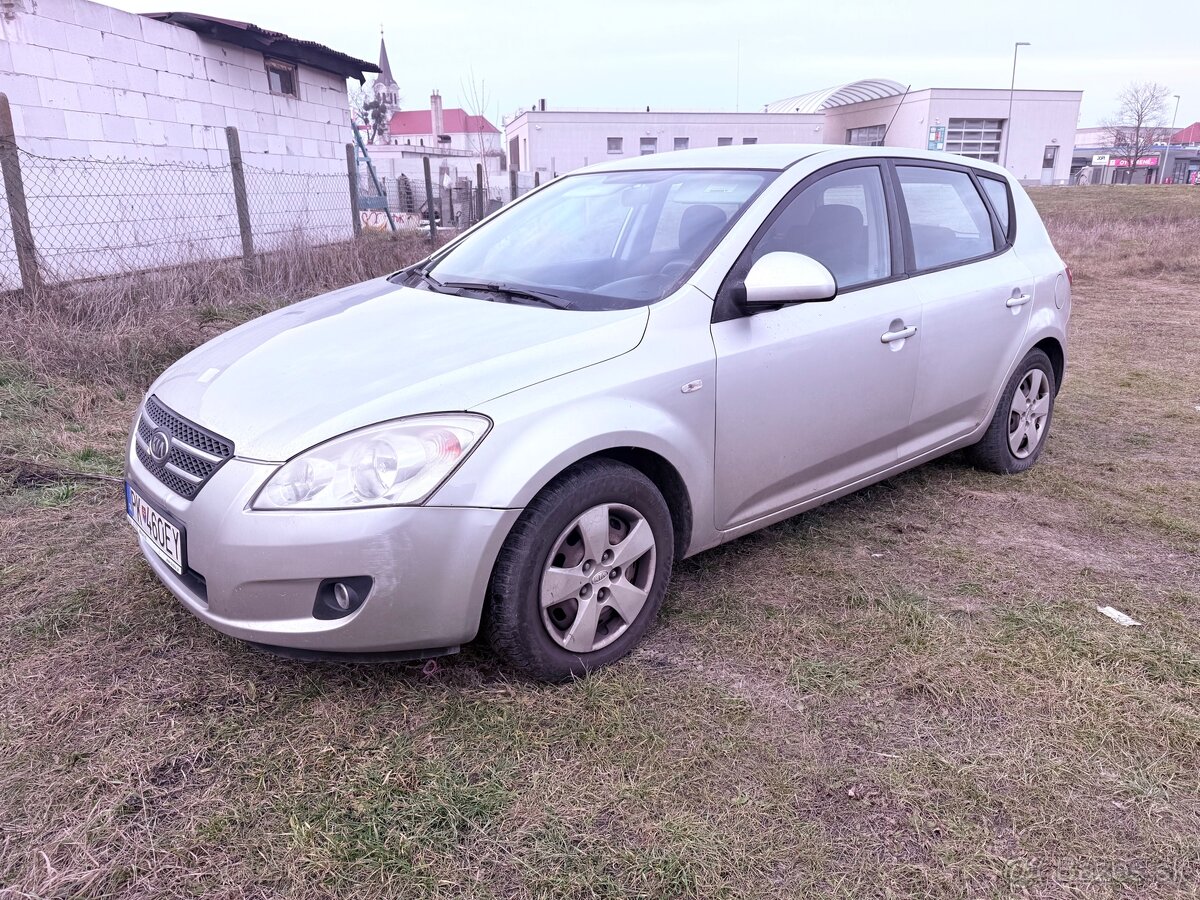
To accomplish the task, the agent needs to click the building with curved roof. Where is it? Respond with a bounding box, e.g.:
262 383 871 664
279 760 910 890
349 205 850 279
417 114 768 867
764 79 908 114
504 79 1082 186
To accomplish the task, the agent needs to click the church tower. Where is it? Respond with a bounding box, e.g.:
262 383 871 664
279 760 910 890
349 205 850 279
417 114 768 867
373 30 399 108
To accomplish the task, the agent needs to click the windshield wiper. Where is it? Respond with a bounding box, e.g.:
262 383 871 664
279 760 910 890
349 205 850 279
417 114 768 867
439 281 574 310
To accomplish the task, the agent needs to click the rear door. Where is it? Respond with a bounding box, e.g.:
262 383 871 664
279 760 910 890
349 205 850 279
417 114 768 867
891 163 1035 457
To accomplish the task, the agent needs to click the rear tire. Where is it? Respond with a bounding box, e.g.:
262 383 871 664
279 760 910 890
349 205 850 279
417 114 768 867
484 459 674 682
968 348 1056 474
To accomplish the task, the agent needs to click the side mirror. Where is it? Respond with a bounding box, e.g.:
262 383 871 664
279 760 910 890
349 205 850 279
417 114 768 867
735 252 837 311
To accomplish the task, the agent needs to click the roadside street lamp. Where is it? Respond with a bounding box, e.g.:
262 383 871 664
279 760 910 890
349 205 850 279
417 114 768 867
1002 42 1031 169
1158 95 1181 184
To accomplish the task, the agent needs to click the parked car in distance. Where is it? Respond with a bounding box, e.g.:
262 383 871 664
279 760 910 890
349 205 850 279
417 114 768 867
126 144 1071 681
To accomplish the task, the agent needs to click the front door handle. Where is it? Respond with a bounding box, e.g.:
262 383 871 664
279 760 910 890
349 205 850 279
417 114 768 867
881 325 917 344
1006 292 1032 308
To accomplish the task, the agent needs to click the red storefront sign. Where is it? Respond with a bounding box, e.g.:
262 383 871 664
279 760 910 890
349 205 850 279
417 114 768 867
1109 156 1160 167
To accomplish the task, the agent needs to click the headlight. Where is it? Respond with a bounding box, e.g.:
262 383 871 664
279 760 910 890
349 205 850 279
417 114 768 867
251 414 490 510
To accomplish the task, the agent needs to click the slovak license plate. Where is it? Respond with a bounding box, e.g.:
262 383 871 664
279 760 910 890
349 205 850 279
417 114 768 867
126 482 185 574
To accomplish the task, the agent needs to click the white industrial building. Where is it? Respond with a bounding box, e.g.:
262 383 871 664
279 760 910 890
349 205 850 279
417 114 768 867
505 79 1083 185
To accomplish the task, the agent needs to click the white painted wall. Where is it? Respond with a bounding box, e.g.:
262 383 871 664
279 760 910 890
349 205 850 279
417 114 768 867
0 0 359 288
380 130 502 155
822 89 1082 184
504 110 825 175
505 92 1081 185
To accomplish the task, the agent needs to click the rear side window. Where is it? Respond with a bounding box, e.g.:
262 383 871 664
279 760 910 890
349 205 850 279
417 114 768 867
897 166 995 271
978 176 1012 240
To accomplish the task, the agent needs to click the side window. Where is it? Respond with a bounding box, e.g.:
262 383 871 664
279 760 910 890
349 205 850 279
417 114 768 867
897 166 996 270
978 176 1012 240
751 166 891 290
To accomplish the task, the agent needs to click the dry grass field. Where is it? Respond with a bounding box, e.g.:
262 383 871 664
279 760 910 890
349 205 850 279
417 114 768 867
1 188 1198 899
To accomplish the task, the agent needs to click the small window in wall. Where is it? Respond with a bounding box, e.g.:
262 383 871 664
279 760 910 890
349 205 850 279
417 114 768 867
607 137 623 154
717 137 733 147
945 118 1004 163
978 176 1012 238
897 165 996 270
640 137 657 155
674 137 689 151
265 58 298 97
846 124 886 146
742 137 758 145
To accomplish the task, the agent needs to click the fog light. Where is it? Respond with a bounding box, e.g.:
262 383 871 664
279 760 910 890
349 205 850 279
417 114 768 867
332 581 354 611
313 576 373 620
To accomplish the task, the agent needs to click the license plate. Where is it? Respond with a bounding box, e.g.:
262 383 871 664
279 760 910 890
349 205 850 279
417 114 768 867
126 482 185 574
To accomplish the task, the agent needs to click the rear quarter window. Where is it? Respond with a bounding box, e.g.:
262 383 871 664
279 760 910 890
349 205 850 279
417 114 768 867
897 166 996 271
978 176 1013 241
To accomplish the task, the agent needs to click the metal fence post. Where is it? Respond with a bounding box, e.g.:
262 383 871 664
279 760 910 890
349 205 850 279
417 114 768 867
422 156 436 246
0 94 42 294
344 143 361 239
224 126 255 272
475 163 484 222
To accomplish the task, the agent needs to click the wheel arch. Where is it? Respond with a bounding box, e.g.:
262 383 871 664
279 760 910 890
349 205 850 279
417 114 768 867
1032 335 1065 394
576 447 693 561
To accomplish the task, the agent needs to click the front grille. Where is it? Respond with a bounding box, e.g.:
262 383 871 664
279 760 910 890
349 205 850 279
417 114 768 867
134 395 234 500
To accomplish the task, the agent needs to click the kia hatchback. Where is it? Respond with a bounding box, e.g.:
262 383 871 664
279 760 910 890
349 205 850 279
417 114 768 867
126 145 1070 681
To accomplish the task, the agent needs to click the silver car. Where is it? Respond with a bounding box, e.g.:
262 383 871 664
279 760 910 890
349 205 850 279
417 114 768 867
126 145 1070 681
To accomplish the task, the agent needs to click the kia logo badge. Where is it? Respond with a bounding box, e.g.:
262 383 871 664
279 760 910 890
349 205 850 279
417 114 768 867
149 430 171 462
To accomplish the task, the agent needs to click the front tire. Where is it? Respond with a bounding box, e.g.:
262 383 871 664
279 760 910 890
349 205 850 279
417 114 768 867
484 459 674 682
968 348 1056 474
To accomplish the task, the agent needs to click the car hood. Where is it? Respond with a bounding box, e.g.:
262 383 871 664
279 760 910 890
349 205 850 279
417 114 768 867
151 278 648 461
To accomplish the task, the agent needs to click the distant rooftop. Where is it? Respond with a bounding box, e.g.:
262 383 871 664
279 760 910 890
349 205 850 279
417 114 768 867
1172 122 1200 145
388 109 500 136
143 12 380 82
765 79 908 114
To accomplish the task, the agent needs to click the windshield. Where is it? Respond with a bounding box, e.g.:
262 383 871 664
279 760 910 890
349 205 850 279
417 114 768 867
424 168 776 310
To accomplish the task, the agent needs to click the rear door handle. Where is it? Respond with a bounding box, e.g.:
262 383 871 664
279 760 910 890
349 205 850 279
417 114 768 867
1006 293 1032 308
881 325 917 344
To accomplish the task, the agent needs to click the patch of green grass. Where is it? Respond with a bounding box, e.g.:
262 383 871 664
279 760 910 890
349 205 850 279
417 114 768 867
10 588 96 641
33 481 80 507
787 658 861 697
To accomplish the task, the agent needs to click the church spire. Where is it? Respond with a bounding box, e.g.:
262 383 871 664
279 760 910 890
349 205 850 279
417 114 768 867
377 28 395 89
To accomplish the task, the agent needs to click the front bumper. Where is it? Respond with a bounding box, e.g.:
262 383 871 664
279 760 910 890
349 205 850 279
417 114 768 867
127 449 520 654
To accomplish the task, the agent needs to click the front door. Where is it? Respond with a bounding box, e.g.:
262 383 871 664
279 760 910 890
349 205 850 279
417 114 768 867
711 163 922 530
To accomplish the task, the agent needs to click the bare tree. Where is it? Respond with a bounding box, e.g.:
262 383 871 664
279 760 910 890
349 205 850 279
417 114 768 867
1103 82 1172 182
348 85 396 144
460 71 494 191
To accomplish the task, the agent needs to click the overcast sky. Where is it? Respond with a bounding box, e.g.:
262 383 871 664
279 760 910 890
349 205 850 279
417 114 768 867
111 0 1198 129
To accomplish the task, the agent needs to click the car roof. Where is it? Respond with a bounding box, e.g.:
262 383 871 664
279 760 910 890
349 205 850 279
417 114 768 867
578 143 1015 179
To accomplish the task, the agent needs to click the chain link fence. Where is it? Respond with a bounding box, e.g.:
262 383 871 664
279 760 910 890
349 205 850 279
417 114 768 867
0 141 355 291
0 127 537 294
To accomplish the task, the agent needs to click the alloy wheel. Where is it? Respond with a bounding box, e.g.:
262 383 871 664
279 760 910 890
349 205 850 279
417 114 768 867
539 502 657 653
1008 368 1051 459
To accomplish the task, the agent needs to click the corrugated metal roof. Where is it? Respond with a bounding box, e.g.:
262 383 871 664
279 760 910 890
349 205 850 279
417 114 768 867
143 12 380 83
764 79 908 114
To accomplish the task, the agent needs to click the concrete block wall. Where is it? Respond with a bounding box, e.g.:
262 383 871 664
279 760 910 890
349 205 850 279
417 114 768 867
0 0 357 287
2 0 352 168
